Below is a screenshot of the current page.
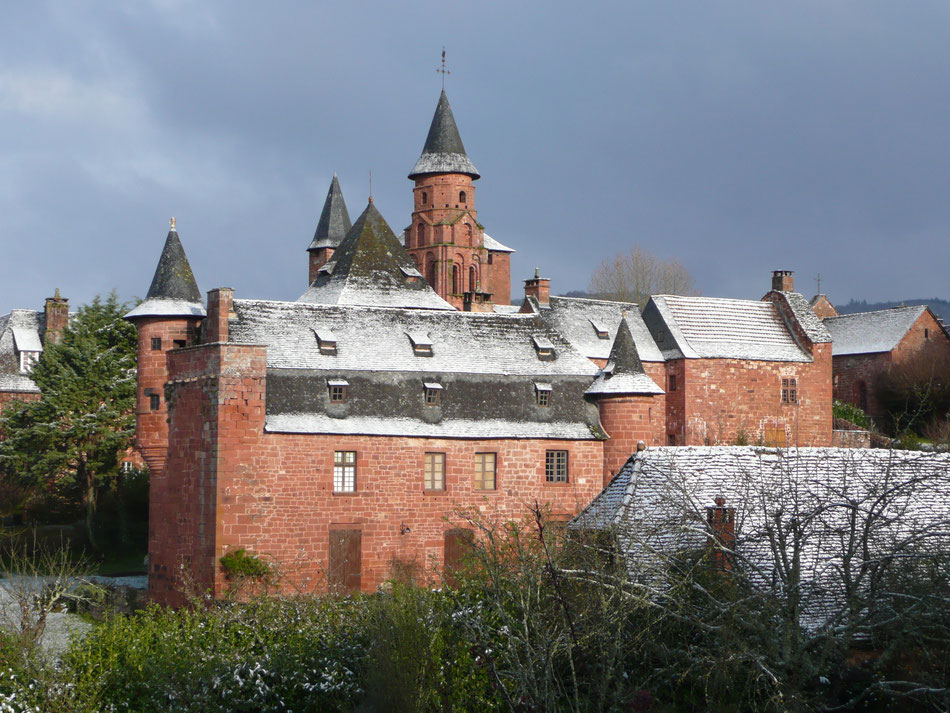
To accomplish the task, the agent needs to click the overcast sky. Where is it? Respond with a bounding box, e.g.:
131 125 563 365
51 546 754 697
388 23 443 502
3 1 949 311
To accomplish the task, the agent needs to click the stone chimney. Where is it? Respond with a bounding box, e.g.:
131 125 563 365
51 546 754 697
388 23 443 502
771 270 794 292
205 288 234 343
523 268 550 307
462 290 494 313
706 497 736 571
44 288 69 346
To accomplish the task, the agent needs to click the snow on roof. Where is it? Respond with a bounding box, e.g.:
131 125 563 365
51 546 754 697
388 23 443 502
0 373 40 393
648 295 811 362
266 413 597 440
824 305 928 356
124 298 206 319
769 291 832 344
11 327 42 352
542 296 663 363
572 446 950 631
483 234 515 253
493 304 521 314
229 299 600 377
585 371 664 396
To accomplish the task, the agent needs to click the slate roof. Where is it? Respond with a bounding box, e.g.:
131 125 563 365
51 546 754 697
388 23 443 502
768 290 832 345
0 310 44 393
823 305 928 356
541 296 663 363
299 201 454 310
308 175 352 251
409 90 480 180
586 318 664 396
125 225 205 319
643 295 812 362
572 446 950 631
228 298 603 439
483 234 515 253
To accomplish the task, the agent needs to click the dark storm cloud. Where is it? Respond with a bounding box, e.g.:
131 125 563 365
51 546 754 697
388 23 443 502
2 1 949 311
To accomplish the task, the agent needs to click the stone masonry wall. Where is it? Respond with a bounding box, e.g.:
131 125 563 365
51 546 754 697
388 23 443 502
152 341 606 604
677 347 832 446
598 394 666 486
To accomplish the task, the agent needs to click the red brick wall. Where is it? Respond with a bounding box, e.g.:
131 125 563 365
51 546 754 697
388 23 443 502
486 251 511 306
810 296 837 319
0 390 41 416
664 360 687 444
152 341 605 604
673 348 832 446
893 310 950 363
597 394 666 485
833 352 890 417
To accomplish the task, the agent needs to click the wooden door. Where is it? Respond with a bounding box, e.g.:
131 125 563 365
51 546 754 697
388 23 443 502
328 529 362 595
443 528 474 587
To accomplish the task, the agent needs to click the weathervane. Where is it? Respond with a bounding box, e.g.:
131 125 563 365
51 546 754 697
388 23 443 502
437 47 451 89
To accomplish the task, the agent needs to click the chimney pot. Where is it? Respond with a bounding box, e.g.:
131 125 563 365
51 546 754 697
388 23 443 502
771 270 794 292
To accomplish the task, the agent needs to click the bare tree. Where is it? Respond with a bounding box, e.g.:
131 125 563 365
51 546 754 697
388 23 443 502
588 246 698 307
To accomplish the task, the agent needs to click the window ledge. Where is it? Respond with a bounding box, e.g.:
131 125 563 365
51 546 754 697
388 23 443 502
331 491 360 497
423 489 448 496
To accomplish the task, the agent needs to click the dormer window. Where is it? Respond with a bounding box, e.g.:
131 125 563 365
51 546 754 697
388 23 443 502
315 328 338 356
317 261 335 276
400 265 423 280
590 319 609 340
327 378 348 403
407 331 433 357
424 381 442 406
535 382 552 407
532 335 555 361
19 351 40 374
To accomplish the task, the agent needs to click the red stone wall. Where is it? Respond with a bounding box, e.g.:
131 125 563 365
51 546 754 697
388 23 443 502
0 390 41 416
672 348 832 446
664 360 687 444
308 248 334 285
893 310 950 363
833 352 890 417
151 341 605 604
131 316 201 479
598 394 666 486
486 251 511 306
810 295 838 319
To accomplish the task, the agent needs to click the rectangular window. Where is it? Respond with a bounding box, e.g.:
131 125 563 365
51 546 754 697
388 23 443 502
149 394 160 410
474 452 496 491
535 382 552 407
333 451 356 492
781 377 797 404
424 452 445 491
173 339 186 349
545 450 569 483
424 385 441 406
668 374 677 391
151 337 162 351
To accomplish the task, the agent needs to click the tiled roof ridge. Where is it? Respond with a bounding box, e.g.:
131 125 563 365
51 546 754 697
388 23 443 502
237 296 538 321
550 295 640 309
824 304 927 321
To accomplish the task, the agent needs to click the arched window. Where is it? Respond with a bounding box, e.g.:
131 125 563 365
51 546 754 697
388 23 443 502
469 266 477 292
416 223 425 246
464 223 473 241
452 264 460 294
421 191 428 205
426 257 437 288
459 190 466 204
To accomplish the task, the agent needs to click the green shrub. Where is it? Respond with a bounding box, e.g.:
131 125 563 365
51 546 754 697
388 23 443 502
833 399 870 428
219 548 271 579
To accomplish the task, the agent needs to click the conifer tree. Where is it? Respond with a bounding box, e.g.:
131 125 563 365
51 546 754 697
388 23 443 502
0 292 137 551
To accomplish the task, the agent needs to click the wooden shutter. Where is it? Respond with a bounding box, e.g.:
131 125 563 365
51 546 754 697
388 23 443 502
328 529 362 595
443 529 475 587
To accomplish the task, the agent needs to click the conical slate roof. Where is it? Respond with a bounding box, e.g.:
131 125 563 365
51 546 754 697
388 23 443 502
125 223 205 319
409 90 480 180
298 200 454 310
586 317 663 395
308 175 352 251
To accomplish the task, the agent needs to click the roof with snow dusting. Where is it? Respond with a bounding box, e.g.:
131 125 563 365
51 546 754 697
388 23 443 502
409 90 480 180
541 296 663 363
125 227 205 319
0 310 44 392
643 295 812 362
823 305 928 356
572 446 950 631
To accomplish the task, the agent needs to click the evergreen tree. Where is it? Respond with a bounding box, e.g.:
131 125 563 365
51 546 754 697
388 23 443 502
0 292 137 550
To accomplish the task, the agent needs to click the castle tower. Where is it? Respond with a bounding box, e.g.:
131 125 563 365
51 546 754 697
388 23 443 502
586 317 666 486
307 175 352 285
124 219 205 478
407 90 503 310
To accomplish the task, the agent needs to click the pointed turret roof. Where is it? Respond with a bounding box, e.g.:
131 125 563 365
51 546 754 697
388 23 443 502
586 317 663 396
409 90 480 180
299 200 454 310
125 221 205 319
308 175 352 251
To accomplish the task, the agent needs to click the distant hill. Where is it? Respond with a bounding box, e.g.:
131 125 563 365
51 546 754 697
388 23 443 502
835 298 950 323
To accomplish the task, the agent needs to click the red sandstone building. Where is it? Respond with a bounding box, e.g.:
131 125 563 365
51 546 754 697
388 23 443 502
128 90 835 604
819 302 950 418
